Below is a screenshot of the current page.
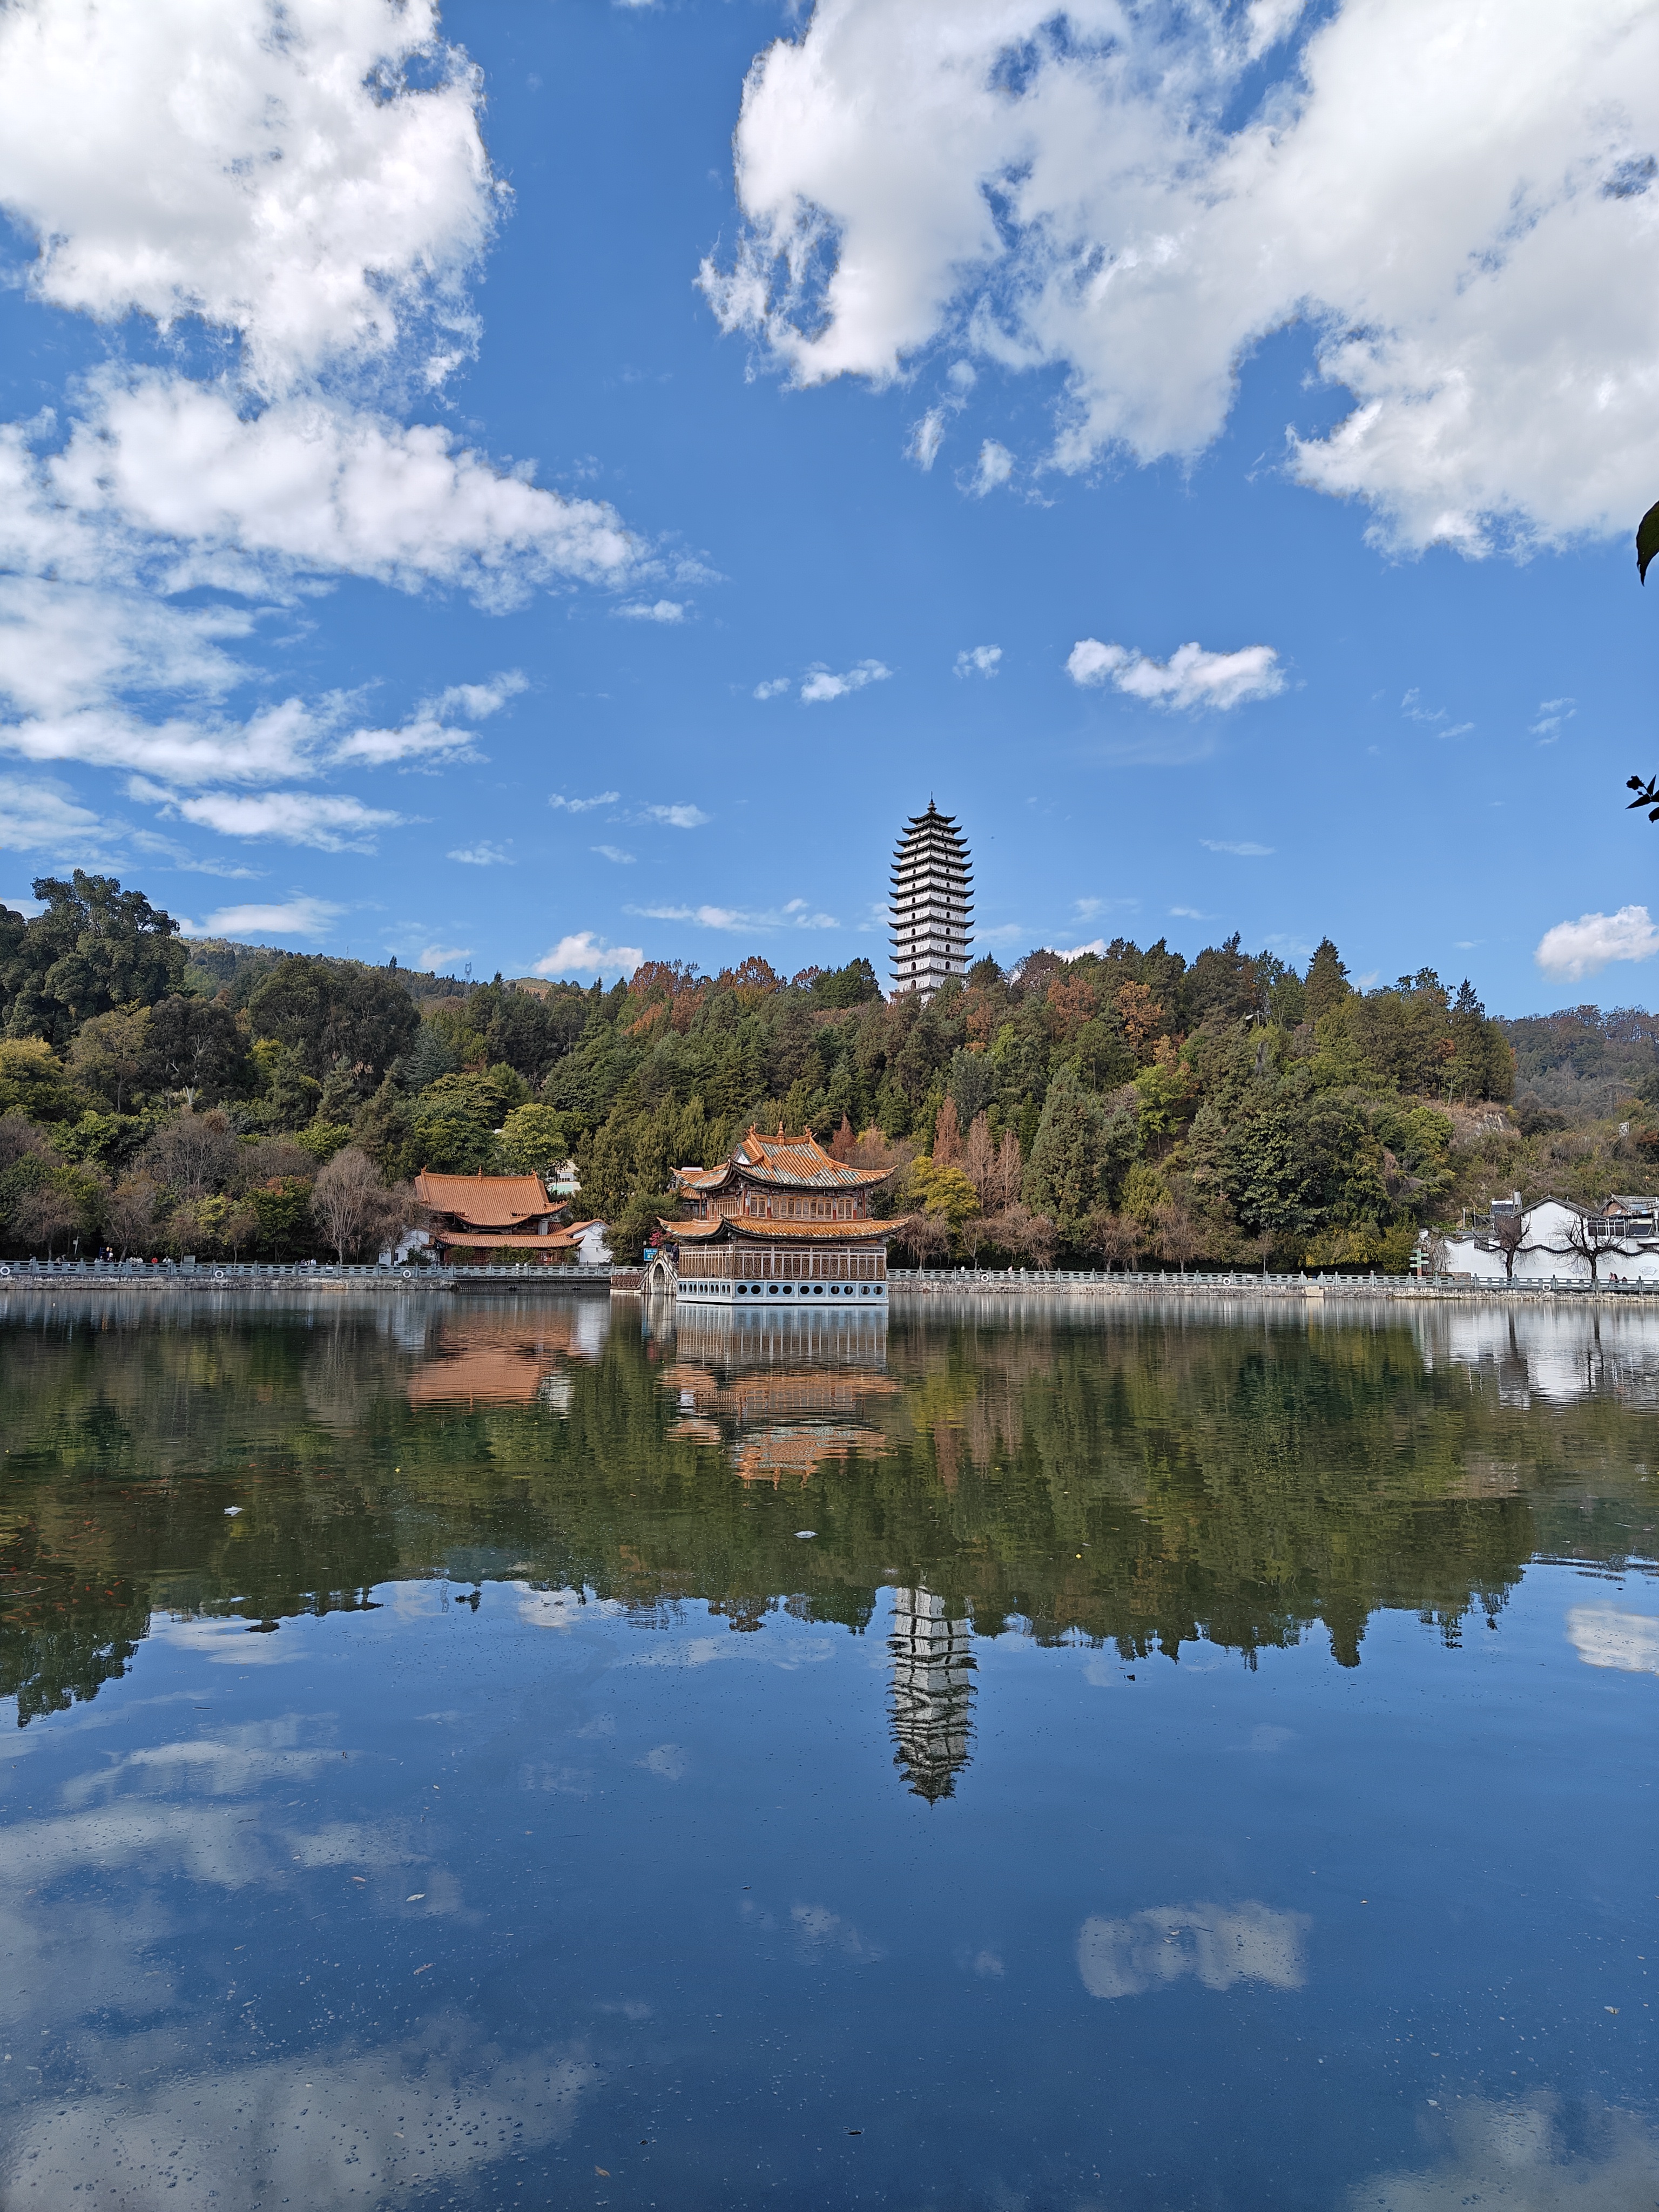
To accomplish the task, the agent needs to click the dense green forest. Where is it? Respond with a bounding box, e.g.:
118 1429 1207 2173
0 869 1655 1267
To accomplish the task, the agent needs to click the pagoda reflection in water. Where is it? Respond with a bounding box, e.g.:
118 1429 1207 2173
889 1587 975 1802
652 1302 977 1800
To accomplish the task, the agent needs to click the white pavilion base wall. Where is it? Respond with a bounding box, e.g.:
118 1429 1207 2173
673 1276 887 1306
667 1242 889 1304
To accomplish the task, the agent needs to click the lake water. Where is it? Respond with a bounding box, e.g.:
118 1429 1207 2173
1 1290 1655 2212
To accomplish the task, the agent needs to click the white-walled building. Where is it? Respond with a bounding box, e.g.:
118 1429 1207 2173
1437 1194 1659 1283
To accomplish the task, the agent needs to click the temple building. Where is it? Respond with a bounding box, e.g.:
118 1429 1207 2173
655 1127 905 1305
889 1587 976 1802
414 1169 594 1265
889 802 972 999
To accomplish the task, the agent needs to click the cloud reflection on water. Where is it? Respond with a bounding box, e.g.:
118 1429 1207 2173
1346 2093 1659 2210
5 2027 600 2212
1077 1903 1309 1999
1566 1607 1659 1676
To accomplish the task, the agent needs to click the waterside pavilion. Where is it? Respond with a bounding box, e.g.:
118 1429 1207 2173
654 1127 907 1305
414 1169 595 1265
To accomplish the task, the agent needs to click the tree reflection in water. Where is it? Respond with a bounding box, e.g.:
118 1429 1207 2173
2 1290 1655 1784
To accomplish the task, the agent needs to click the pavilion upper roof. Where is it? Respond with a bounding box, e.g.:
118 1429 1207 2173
672 1127 893 1194
414 1170 555 1228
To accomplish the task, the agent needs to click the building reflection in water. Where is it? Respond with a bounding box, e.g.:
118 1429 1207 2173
889 1586 975 1802
403 1303 610 1410
655 1306 977 1799
1421 1304 1659 1409
658 1306 896 1485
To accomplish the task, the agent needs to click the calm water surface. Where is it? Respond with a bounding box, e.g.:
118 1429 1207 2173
1 1291 1655 2211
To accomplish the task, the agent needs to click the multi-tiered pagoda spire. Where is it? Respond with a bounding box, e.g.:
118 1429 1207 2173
889 802 972 999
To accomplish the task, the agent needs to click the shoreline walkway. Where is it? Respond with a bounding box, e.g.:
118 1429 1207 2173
886 1268 1659 1305
1 1260 1654 1309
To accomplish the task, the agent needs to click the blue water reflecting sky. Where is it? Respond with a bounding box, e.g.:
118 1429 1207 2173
1 1295 1655 2209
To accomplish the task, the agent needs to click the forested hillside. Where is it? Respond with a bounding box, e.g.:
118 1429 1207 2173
0 869 1653 1269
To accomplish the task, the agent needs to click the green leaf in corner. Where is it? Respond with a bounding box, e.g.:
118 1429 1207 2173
1638 499 1659 583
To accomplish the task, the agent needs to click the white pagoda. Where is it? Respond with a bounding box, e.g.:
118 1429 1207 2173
889 802 972 999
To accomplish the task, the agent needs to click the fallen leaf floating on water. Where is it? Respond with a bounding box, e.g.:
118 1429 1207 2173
596 2168 610 2177
406 1893 425 1902
413 1963 433 1975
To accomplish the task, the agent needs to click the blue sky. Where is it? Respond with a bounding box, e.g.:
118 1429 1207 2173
1 0 1657 1013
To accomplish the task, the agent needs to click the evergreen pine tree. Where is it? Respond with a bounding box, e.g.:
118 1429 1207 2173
1303 938 1351 1025
1447 979 1487 1102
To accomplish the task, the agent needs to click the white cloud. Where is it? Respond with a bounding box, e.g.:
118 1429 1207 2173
180 896 343 941
550 790 620 813
3 701 314 787
130 835 262 879
1566 1605 1659 1675
1400 687 1474 738
909 407 947 469
426 673 529 721
614 598 686 622
419 943 472 970
975 921 1027 946
331 715 484 771
532 932 643 978
629 901 839 931
701 0 1659 552
592 844 636 865
640 802 710 828
0 3 648 865
0 772 120 859
1068 638 1285 711
954 645 1001 678
161 788 404 854
1060 939 1108 959
447 841 511 866
1530 694 1576 742
0 693 493 798
799 658 891 704
1201 838 1274 857
753 677 792 700
968 439 1013 496
1077 1903 1309 2000
0 575 256 718
1535 905 1659 982
46 376 635 606
0 0 497 393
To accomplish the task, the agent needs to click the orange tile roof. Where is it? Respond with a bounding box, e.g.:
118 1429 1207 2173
660 1213 905 1244
415 1170 555 1227
433 1224 591 1250
670 1129 893 1198
731 1128 891 1188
